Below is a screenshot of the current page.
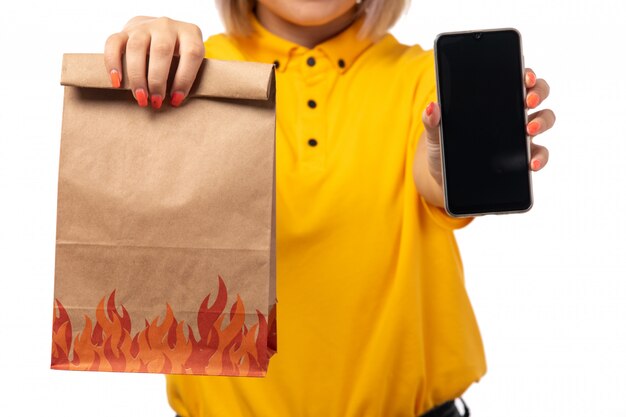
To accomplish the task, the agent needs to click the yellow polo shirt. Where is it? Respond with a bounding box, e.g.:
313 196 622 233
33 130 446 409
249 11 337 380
167 12 486 417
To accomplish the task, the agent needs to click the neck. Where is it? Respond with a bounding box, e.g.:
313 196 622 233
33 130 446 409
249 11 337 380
254 5 358 49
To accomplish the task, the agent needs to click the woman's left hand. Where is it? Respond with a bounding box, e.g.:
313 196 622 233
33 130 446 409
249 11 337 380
520 69 556 170
421 68 557 184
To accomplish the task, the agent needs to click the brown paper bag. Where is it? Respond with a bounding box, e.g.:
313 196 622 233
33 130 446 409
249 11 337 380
51 53 277 376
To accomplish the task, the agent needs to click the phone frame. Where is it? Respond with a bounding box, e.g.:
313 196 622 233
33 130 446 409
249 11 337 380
433 28 534 217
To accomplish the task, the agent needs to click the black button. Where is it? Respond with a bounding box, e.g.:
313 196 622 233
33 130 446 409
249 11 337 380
308 138 318 147
307 57 316 67
273 59 280 69
338 59 346 68
307 99 317 109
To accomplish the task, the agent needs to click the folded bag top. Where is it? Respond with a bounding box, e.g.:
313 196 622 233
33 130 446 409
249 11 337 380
52 53 277 377
60 53 275 101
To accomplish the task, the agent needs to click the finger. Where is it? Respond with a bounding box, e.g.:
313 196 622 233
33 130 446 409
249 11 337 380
421 101 441 146
526 78 550 109
526 108 556 136
525 68 536 89
125 32 151 107
530 143 549 171
147 32 176 109
169 28 205 107
104 32 129 88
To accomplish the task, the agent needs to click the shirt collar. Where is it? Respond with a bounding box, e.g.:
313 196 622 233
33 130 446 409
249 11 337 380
235 12 374 74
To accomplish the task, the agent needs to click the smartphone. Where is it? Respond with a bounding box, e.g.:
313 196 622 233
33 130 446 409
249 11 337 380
434 29 532 217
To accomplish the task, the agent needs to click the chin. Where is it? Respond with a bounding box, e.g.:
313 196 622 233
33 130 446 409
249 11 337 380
262 0 355 26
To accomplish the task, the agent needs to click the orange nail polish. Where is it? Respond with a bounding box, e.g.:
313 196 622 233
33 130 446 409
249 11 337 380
170 92 185 107
527 121 540 135
425 102 434 116
527 93 540 108
135 88 148 107
532 159 541 170
151 94 163 109
526 71 536 86
110 69 121 88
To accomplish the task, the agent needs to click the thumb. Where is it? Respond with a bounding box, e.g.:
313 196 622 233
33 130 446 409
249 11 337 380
422 101 441 146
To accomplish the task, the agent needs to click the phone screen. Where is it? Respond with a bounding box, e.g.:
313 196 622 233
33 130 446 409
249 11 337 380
435 29 532 216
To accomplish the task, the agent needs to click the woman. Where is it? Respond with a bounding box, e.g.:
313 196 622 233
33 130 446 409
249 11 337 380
103 0 555 416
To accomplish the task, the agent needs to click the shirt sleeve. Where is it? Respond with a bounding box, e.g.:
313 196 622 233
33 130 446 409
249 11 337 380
407 47 474 230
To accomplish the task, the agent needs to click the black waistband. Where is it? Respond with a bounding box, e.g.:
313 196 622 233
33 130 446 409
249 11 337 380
420 397 469 417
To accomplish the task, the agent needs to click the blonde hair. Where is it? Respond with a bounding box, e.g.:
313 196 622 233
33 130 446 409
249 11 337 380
215 0 411 41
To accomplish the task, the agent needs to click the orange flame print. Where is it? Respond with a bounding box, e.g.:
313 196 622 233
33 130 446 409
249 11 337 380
51 275 277 376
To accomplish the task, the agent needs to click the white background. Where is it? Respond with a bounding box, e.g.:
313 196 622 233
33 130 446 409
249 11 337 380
1 0 625 415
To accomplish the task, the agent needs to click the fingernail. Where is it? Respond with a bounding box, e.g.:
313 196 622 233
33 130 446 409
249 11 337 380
527 92 540 108
135 88 148 107
110 69 121 88
170 92 185 107
532 159 541 170
527 120 540 135
151 94 163 109
425 101 435 116
526 72 536 86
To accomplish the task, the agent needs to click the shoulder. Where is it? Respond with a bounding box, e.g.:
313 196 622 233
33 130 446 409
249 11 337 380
395 39 436 88
398 42 434 68
363 34 435 92
368 35 434 70
203 33 247 61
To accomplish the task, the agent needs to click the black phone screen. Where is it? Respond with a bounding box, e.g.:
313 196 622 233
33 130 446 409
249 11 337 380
435 29 532 216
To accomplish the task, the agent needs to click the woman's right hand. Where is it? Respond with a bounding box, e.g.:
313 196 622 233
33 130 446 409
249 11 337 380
104 16 206 109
